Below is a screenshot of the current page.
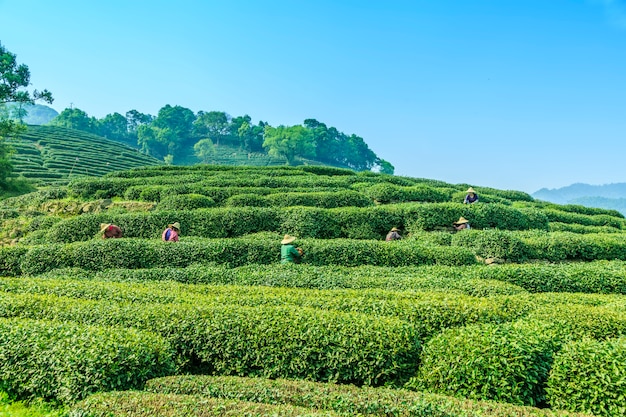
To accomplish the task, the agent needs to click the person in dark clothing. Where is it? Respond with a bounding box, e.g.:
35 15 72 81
386 227 402 241
464 187 479 204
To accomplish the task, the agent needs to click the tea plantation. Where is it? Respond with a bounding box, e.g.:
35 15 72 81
8 125 161 184
1 164 625 416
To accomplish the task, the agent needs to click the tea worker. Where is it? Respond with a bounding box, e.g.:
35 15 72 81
100 223 122 239
453 216 471 231
162 222 180 242
464 187 479 204
281 234 303 264
385 227 402 241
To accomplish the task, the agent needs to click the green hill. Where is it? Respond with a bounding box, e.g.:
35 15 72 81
0 165 625 416
7 125 162 184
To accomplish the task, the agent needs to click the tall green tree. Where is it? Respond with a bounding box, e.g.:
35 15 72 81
237 117 266 152
263 125 315 165
137 125 178 160
193 111 231 146
193 138 215 163
153 105 195 144
96 112 129 143
49 107 97 133
0 43 53 188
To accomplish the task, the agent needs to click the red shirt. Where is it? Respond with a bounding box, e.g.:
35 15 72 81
102 225 122 239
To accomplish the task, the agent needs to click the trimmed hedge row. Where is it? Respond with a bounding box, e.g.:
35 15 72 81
0 277 530 342
547 337 626 417
68 174 370 199
430 229 626 263
473 260 626 295
542 209 625 229
0 317 174 404
548 222 622 234
405 320 561 407
403 202 549 232
40 203 550 245
35 263 527 297
521 231 626 262
0 238 476 276
70 391 341 417
527 303 626 341
363 182 455 204
0 292 421 386
541 202 625 219
144 374 587 417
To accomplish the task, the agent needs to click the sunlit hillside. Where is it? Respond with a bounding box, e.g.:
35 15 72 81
0 164 623 417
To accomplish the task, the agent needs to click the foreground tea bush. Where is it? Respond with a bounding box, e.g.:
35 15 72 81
406 320 561 407
0 293 420 387
0 317 174 404
547 337 626 417
144 375 589 417
70 391 341 417
0 277 530 342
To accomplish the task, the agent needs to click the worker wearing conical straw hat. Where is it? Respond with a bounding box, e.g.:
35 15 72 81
453 216 471 231
464 187 479 204
281 234 303 264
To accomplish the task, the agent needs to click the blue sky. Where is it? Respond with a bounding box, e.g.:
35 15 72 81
1 0 625 193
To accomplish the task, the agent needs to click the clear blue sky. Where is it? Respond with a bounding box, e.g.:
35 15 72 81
1 0 625 193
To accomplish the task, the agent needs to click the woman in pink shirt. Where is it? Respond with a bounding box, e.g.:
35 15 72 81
162 222 180 242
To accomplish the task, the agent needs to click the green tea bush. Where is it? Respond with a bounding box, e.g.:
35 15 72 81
331 206 404 239
1 277 526 343
542 203 624 218
549 222 622 234
542 209 625 229
301 165 356 176
44 208 281 243
224 193 269 207
0 209 18 220
461 186 534 202
303 239 476 267
450 190 511 205
0 317 174 404
55 263 525 296
70 391 341 417
546 337 626 417
476 261 626 294
451 229 530 262
0 246 27 276
266 190 373 208
364 183 453 204
19 237 476 275
26 215 62 232
404 203 548 232
521 231 626 262
527 303 626 341
145 374 581 417
138 185 166 202
406 320 561 407
279 207 342 238
156 194 216 211
0 293 420 386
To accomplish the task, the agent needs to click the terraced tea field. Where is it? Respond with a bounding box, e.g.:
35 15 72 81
0 164 624 416
8 125 161 184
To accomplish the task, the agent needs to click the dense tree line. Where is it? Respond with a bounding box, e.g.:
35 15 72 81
47 106 393 174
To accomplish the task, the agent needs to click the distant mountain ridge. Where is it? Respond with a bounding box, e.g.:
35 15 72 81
533 183 626 215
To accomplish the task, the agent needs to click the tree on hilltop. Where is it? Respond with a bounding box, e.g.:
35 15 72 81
263 125 315 165
0 42 53 189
